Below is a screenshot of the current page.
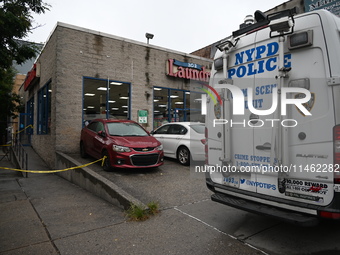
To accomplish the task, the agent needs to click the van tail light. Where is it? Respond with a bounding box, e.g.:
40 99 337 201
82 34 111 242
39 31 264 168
319 211 340 219
205 127 208 164
333 125 340 184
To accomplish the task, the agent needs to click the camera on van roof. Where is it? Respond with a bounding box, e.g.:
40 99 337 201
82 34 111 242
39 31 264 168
269 16 294 33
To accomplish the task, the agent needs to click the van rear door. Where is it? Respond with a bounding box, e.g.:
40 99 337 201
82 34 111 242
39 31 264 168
253 12 335 206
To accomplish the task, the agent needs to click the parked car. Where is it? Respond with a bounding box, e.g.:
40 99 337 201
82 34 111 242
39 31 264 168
80 119 164 171
151 122 205 165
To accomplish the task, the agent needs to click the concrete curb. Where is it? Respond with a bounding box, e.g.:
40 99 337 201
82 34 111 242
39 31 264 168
55 151 146 210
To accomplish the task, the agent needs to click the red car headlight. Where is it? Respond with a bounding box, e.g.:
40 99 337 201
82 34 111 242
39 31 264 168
113 145 131 152
156 144 163 151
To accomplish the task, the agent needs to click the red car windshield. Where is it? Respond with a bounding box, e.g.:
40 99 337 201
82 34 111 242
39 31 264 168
107 122 149 137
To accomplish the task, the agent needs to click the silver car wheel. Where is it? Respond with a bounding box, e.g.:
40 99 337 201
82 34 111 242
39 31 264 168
177 147 190 166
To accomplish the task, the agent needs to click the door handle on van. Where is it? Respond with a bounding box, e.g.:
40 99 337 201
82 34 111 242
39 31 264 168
256 143 271 150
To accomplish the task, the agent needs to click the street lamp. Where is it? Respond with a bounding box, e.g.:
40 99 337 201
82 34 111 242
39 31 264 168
145 33 154 44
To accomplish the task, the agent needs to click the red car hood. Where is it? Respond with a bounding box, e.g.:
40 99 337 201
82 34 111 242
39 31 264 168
109 136 160 148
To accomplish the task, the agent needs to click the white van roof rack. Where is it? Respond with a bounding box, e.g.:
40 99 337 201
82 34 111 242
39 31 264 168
232 7 298 37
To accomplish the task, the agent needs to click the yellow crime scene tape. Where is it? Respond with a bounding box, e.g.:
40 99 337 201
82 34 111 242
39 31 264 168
0 156 107 174
13 124 34 135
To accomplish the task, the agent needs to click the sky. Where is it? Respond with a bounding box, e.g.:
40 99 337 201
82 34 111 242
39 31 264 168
25 0 286 53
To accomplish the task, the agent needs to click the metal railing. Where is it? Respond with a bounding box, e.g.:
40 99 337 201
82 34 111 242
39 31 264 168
12 134 28 177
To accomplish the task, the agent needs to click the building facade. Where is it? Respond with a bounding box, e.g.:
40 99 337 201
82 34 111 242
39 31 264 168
22 23 212 168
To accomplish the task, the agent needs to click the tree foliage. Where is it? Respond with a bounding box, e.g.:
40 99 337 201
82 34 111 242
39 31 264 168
0 0 49 139
0 67 19 141
0 0 49 69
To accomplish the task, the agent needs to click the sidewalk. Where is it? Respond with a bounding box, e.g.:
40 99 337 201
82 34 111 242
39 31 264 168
0 147 264 255
0 148 126 254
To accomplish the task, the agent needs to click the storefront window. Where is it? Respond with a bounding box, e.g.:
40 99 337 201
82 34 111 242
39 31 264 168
153 87 169 128
108 80 130 119
188 91 205 123
153 87 204 128
83 77 130 124
37 80 51 134
26 97 34 135
170 90 184 122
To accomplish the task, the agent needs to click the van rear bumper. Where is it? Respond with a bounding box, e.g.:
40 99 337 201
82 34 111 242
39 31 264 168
211 192 320 226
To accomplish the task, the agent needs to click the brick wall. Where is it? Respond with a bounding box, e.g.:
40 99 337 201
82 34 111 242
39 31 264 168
27 30 58 167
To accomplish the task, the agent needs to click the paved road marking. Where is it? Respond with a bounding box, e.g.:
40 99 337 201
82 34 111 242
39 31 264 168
174 207 269 255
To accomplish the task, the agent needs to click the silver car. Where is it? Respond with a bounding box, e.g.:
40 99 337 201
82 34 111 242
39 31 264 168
151 122 205 165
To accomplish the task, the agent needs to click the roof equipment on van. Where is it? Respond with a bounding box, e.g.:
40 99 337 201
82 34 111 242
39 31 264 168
216 8 298 65
216 36 239 52
232 11 269 37
243 15 255 26
232 7 298 38
254 10 267 22
268 13 295 38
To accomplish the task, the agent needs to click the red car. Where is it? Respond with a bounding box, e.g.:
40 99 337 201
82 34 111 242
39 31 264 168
80 119 164 171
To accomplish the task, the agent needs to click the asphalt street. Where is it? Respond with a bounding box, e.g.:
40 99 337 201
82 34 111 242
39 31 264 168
71 154 340 255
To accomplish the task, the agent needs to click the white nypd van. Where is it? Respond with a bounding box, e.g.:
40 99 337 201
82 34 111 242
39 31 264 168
205 8 340 226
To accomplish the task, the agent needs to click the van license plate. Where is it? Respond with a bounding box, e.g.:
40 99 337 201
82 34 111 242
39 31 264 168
223 176 240 188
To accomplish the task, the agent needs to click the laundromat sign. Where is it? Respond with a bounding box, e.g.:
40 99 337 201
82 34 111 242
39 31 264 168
166 59 210 82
